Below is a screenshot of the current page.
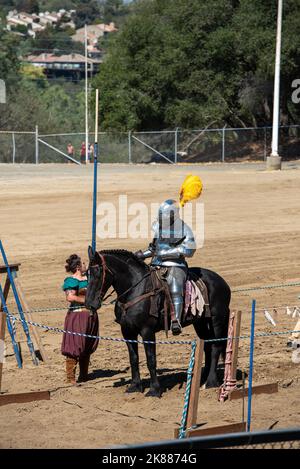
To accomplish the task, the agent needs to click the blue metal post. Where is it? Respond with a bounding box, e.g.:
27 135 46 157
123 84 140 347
0 240 38 365
92 141 98 254
247 299 256 432
92 89 99 254
0 284 22 368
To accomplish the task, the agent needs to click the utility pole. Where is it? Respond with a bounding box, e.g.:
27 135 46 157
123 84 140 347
267 0 283 170
85 23 89 165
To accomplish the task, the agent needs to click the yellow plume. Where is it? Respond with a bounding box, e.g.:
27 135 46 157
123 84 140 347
179 174 203 207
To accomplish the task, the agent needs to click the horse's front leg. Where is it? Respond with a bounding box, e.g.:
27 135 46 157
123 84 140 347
122 327 143 393
141 328 161 398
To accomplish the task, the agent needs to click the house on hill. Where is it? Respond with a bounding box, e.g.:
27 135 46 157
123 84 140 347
23 53 102 81
6 9 75 38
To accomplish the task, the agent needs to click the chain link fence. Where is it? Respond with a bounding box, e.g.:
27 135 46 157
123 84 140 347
118 428 300 450
228 440 300 449
0 125 299 164
38 132 129 164
0 131 36 164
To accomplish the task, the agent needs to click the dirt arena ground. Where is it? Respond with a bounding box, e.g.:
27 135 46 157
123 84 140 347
0 161 300 449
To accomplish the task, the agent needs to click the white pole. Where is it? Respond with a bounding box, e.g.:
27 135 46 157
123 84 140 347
35 125 39 164
174 127 178 163
95 89 99 143
270 0 283 165
222 126 226 162
128 130 132 164
85 24 89 164
12 132 16 164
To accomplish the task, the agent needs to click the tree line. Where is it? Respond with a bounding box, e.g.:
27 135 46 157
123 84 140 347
1 0 299 135
93 0 300 131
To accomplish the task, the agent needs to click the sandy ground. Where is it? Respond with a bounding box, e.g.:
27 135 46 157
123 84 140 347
0 162 300 449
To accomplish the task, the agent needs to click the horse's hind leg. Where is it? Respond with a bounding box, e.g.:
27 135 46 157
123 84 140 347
122 328 143 393
206 342 223 388
141 328 161 398
201 342 212 386
193 320 211 386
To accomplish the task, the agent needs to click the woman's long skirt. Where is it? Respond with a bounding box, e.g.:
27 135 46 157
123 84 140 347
61 309 99 359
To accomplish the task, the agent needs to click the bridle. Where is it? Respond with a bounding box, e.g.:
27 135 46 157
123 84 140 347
88 252 151 306
88 252 115 303
98 253 114 300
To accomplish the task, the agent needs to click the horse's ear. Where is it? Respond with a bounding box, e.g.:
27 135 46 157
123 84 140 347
88 245 94 261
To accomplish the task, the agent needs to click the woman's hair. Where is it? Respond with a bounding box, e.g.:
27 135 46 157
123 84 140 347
65 254 81 273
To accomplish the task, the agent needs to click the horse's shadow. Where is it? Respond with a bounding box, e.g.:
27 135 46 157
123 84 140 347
112 366 246 394
88 367 130 381
112 368 187 392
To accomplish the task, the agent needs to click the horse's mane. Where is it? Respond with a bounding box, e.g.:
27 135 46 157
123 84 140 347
99 249 147 267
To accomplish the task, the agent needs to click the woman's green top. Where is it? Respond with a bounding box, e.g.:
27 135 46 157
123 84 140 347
62 277 88 309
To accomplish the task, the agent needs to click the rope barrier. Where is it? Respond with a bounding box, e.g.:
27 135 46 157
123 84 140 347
3 277 299 315
5 303 300 317
5 312 300 346
178 340 196 439
232 281 300 293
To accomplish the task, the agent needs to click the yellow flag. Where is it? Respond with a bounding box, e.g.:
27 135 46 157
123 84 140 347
179 174 203 207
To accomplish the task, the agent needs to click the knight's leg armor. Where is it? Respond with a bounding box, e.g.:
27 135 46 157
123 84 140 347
166 266 187 335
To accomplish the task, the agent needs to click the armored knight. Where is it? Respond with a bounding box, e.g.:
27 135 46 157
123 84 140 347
135 199 196 335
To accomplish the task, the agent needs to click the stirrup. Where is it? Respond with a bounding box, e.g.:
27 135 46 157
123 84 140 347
171 320 182 336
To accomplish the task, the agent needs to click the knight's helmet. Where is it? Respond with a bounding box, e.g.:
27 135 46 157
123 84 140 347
158 199 180 233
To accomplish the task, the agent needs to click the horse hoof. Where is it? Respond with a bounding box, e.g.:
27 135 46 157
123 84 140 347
126 383 143 393
205 379 219 389
145 389 161 398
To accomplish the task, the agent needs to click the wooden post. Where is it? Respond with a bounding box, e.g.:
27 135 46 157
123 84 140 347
186 339 204 431
14 277 48 363
1 266 18 391
231 310 242 382
0 390 50 406
0 275 13 392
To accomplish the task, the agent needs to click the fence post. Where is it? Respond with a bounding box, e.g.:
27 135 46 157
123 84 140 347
12 133 16 164
264 127 267 161
174 128 178 163
247 299 256 432
128 130 132 164
35 126 39 165
222 127 226 162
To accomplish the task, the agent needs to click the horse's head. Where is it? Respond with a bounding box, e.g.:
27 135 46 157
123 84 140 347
85 246 113 311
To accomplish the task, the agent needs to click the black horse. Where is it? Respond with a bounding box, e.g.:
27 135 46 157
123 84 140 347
86 247 231 397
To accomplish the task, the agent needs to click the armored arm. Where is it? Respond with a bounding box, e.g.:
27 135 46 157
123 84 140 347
135 239 157 259
157 224 196 259
158 244 195 259
179 234 196 258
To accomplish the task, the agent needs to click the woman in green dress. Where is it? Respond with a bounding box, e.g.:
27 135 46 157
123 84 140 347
61 254 99 384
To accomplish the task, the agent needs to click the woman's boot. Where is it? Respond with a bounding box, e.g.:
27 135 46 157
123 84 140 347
66 357 77 385
78 355 90 383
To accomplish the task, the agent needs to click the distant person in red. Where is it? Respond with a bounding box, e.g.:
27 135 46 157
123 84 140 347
80 142 86 164
67 142 74 163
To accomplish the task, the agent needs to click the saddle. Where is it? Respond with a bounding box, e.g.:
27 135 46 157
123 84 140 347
149 267 211 326
117 267 211 336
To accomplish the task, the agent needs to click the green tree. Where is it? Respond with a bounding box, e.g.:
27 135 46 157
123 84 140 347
14 0 40 14
0 27 21 85
93 0 300 131
73 0 101 29
26 25 84 55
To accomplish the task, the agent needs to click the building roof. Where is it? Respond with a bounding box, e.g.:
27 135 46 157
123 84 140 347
23 53 102 65
71 22 118 44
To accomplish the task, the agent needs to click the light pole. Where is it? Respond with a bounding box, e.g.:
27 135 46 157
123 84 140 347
267 0 283 170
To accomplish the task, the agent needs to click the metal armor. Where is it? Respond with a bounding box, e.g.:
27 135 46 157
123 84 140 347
137 199 196 334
